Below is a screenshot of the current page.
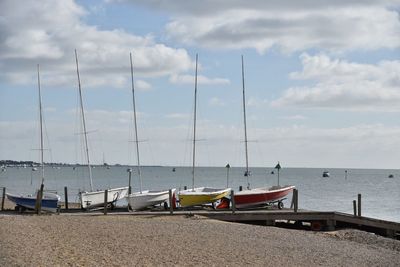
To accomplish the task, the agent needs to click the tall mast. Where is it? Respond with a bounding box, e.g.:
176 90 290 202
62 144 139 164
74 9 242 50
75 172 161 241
37 64 44 185
130 53 142 193
75 49 94 191
192 54 198 191
241 55 250 189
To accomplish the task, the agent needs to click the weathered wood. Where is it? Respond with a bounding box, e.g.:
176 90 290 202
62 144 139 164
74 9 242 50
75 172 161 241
35 183 44 215
128 171 132 195
169 189 173 214
1 187 5 211
230 190 236 214
293 189 298 213
357 194 361 217
104 189 108 215
353 200 357 216
64 186 69 210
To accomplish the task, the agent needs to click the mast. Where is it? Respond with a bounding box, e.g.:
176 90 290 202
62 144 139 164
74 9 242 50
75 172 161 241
192 54 198 191
37 64 44 185
241 55 250 189
130 53 142 193
75 49 94 191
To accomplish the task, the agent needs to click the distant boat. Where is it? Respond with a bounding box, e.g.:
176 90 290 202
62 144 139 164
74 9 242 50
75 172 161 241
388 174 394 178
232 56 294 209
6 64 60 212
323 171 330 178
172 167 176 172
178 54 231 207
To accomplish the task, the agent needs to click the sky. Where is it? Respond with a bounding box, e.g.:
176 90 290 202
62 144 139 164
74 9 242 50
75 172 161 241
1 0 400 168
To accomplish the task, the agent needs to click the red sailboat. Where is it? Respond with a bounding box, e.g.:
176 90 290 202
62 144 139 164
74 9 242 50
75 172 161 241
233 56 295 209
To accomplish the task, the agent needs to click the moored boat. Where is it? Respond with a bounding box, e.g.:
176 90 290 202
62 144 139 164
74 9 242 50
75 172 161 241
233 56 294 209
177 54 231 207
6 192 60 212
234 185 295 209
323 171 330 177
74 50 128 209
124 53 173 210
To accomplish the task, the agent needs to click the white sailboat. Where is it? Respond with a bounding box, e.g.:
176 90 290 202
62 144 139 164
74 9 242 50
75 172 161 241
178 54 231 208
233 55 295 209
6 64 60 213
74 50 128 209
125 53 173 210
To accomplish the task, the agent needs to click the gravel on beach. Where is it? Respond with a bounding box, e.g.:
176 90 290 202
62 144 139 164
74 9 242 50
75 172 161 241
0 214 399 266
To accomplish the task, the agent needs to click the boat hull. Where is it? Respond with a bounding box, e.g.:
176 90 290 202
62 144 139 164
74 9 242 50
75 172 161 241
126 189 174 210
6 192 60 213
234 185 295 208
178 187 231 207
80 186 129 209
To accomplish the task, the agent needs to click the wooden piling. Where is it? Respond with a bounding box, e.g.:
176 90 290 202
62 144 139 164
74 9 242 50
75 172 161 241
230 190 236 214
353 200 357 216
357 194 361 217
169 189 173 214
64 186 69 210
35 183 44 215
293 189 298 213
104 189 108 215
184 186 187 190
1 187 5 211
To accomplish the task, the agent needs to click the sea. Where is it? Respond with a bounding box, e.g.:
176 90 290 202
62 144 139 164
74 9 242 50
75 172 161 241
1 166 399 222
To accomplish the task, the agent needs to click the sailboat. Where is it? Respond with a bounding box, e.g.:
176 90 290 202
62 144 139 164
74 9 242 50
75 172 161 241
74 50 128 209
233 56 295 209
6 64 60 213
125 53 173 210
178 54 231 208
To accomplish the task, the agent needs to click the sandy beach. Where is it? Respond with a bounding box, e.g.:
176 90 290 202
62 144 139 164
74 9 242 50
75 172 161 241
0 213 399 267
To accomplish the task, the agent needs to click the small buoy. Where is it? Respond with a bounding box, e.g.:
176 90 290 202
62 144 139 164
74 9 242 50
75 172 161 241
388 174 394 178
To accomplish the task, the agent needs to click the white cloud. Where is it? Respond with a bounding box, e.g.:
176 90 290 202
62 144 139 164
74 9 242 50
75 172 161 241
169 74 230 85
272 54 400 111
135 80 152 91
0 0 193 88
127 0 400 53
209 97 225 106
164 113 190 119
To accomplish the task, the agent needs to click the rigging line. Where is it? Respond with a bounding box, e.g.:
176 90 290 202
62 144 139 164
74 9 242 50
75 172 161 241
241 55 250 188
130 52 142 193
191 53 198 191
75 49 94 191
37 64 45 185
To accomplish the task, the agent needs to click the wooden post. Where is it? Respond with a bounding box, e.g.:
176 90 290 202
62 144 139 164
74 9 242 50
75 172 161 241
104 189 108 215
64 186 69 210
230 190 236 214
239 185 243 191
1 187 5 211
128 170 132 195
169 189 173 214
184 186 187 190
294 189 298 213
357 193 361 217
35 183 44 215
353 200 357 216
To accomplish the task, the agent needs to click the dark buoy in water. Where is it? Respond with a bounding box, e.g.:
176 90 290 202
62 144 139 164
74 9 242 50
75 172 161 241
172 167 176 172
270 171 274 174
388 174 394 178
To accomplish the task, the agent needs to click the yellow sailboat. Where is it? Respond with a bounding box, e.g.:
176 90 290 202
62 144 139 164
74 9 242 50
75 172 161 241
178 54 231 208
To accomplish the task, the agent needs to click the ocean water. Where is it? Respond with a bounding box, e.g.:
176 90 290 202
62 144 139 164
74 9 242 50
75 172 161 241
1 166 399 222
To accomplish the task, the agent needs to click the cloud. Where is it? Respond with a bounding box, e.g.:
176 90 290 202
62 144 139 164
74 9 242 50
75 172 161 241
281 115 308 120
169 74 230 85
208 97 225 106
164 113 190 119
127 0 400 53
271 53 400 111
0 0 193 88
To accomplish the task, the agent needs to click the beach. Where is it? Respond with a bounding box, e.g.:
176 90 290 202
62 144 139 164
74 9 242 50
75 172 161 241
1 213 399 267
